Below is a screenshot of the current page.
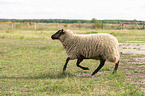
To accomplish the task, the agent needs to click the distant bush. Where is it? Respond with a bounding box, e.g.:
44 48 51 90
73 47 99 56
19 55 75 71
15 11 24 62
92 22 103 29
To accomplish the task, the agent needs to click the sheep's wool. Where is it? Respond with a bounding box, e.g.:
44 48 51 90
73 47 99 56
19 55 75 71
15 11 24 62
60 30 120 63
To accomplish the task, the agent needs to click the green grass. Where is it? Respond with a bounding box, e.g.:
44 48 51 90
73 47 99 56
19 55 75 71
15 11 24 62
76 30 145 42
0 30 145 95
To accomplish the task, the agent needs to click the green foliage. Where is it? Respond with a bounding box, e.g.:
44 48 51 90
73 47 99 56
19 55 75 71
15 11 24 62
90 18 97 23
0 18 144 24
92 22 103 29
0 19 90 23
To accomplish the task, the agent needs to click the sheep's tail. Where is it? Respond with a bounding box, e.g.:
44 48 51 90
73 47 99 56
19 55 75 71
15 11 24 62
108 51 120 63
108 44 120 63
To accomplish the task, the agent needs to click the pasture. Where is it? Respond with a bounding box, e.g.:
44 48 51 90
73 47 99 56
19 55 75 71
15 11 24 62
0 29 145 95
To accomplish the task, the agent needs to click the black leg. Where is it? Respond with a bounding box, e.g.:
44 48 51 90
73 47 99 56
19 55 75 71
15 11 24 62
63 57 70 72
113 60 119 74
76 58 89 70
91 60 106 76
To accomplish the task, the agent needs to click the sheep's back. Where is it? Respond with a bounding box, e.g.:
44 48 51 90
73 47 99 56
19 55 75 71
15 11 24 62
76 33 119 63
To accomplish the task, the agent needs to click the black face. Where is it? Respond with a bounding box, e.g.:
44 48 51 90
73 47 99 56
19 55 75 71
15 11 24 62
51 29 65 40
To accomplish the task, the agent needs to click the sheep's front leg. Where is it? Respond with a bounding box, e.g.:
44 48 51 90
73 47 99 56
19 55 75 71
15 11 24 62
76 58 89 70
91 59 106 76
63 57 70 73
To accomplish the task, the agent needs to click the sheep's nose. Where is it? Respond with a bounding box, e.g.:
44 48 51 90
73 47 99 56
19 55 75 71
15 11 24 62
51 35 58 39
51 35 54 39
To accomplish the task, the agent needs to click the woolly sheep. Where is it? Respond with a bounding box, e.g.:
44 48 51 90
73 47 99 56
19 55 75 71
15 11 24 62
51 29 120 76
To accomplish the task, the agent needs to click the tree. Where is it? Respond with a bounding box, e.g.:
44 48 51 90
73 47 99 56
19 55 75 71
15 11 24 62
90 18 97 23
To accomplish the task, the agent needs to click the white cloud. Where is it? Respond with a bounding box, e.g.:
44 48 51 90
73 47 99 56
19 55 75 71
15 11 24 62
0 0 145 20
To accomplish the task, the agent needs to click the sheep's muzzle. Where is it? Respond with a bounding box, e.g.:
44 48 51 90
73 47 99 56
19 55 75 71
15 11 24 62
51 34 59 40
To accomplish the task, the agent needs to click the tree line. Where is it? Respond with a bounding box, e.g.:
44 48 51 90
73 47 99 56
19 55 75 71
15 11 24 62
0 18 144 24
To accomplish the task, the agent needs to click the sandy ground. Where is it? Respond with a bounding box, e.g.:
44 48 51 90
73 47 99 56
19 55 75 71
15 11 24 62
119 41 145 55
119 41 145 92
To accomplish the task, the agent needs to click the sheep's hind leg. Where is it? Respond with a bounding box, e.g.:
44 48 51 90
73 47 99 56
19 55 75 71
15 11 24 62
63 57 70 73
91 59 106 76
113 60 119 74
76 58 89 70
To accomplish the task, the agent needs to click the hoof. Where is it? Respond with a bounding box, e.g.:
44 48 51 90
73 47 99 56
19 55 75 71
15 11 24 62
91 73 95 76
83 67 89 70
63 70 66 74
112 70 117 74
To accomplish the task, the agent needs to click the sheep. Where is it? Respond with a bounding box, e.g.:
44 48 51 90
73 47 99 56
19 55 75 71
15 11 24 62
51 29 120 76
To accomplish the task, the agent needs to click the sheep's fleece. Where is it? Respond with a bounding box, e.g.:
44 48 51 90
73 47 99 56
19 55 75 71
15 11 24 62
58 30 119 63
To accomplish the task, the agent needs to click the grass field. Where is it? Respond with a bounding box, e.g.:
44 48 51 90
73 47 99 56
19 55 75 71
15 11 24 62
0 29 145 95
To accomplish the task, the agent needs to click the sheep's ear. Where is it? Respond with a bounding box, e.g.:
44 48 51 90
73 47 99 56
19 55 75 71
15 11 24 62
62 29 65 33
61 29 66 33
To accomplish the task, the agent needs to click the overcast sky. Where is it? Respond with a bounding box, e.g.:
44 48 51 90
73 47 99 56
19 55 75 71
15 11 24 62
0 0 145 21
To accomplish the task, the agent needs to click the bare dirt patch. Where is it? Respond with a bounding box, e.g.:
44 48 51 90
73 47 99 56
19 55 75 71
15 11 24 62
119 42 145 55
119 42 145 92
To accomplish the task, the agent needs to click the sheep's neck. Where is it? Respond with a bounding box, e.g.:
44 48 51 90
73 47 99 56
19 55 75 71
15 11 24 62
62 34 78 50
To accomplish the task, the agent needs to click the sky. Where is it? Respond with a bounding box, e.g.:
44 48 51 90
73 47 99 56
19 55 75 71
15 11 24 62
0 0 145 21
